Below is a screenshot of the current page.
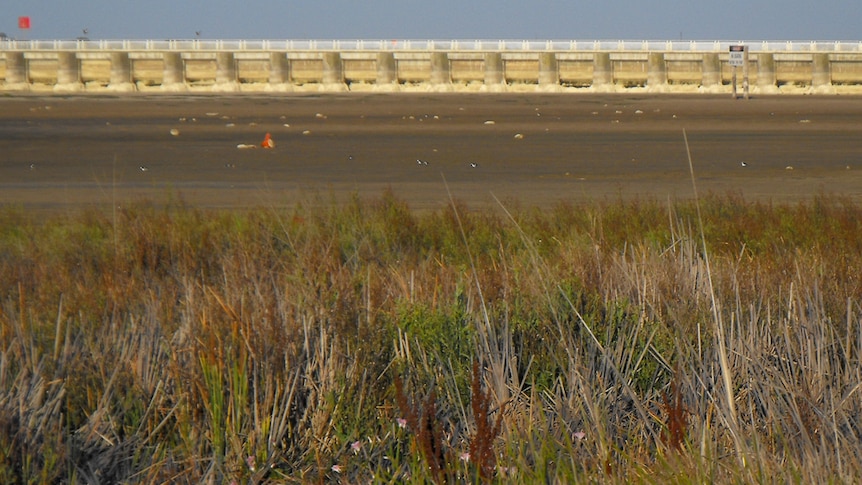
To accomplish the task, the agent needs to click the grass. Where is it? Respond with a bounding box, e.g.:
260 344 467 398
1 191 861 483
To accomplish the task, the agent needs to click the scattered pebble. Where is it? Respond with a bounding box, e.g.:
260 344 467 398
484 120 496 125
799 119 811 123
206 112 219 116
634 109 643 114
237 144 257 149
302 130 311 135
785 166 794 170
513 133 524 139
225 123 235 127
315 113 327 119
169 129 180 136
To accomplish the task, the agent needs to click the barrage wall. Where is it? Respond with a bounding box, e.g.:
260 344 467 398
2 40 862 94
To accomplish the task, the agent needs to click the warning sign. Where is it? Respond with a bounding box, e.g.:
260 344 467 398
729 45 746 67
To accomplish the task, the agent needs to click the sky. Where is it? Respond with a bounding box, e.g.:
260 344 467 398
2 0 861 42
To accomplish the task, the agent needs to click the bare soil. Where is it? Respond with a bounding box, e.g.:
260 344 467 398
2 92 861 211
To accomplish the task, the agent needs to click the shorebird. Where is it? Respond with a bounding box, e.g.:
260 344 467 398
469 162 478 168
416 159 428 166
740 161 747 167
139 165 149 172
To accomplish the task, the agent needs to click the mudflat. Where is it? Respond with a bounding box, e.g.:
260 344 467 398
1 93 861 211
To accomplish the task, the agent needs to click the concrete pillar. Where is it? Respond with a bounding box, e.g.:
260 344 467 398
54 51 83 92
3 52 29 89
538 52 559 90
592 52 613 90
483 52 505 92
161 52 187 91
269 52 288 83
322 51 347 91
107 52 135 92
756 53 778 93
214 51 239 92
701 53 721 89
812 53 833 92
647 52 668 91
265 52 292 92
430 52 451 89
374 52 399 91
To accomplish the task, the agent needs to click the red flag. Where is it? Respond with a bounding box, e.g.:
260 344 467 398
18 16 31 29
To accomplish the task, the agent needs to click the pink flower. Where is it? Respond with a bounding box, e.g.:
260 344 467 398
246 455 255 471
573 430 586 441
351 440 362 454
460 452 471 463
396 418 407 429
331 464 342 473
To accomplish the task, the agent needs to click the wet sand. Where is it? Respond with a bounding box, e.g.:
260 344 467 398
1 93 861 211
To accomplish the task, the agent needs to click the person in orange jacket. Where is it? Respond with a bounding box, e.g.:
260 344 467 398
261 132 275 148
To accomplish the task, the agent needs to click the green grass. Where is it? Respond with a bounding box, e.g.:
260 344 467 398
1 192 861 483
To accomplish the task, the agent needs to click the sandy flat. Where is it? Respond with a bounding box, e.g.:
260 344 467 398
1 92 861 211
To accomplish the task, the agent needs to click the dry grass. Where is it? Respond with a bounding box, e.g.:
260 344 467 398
0 191 861 483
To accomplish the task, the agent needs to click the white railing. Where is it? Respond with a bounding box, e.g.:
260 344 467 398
2 39 862 52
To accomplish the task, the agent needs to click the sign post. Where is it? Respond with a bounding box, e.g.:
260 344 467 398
729 45 749 99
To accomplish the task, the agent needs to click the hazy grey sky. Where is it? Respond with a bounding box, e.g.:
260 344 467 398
3 0 861 41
